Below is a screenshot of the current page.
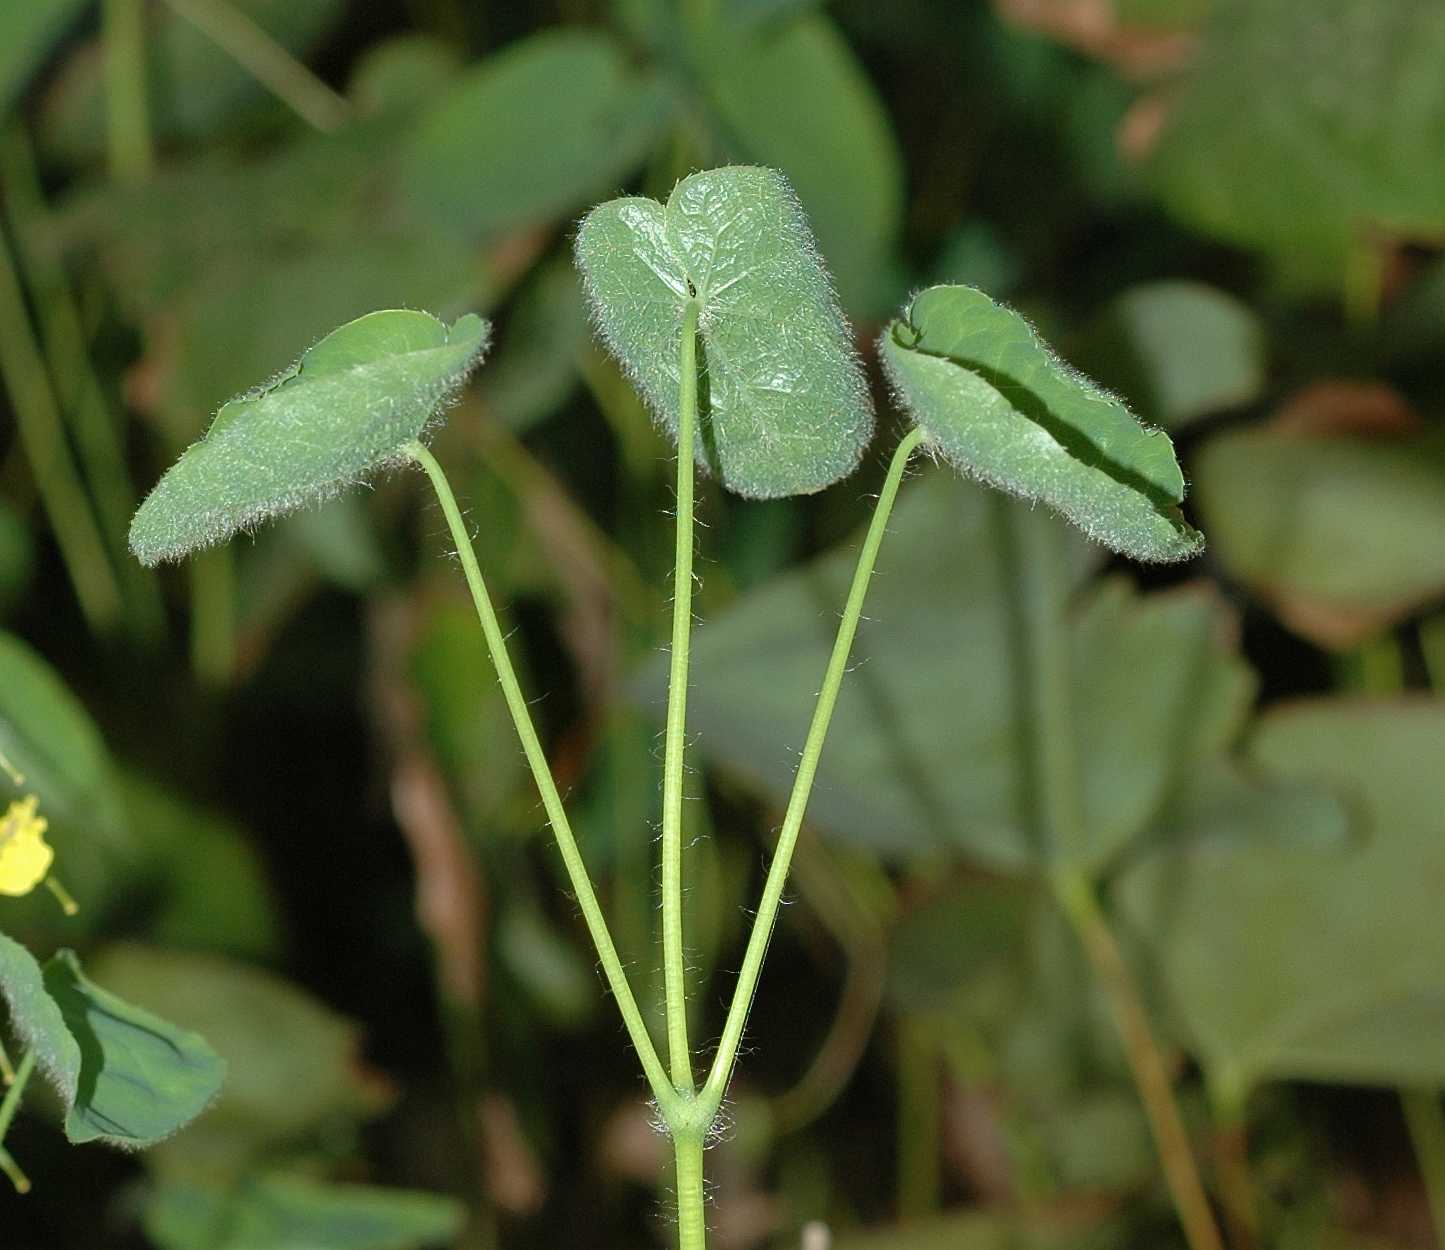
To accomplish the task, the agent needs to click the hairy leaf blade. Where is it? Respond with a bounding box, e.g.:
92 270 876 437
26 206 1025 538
576 165 874 499
129 310 489 566
0 931 81 1110
44 949 225 1148
880 284 1202 562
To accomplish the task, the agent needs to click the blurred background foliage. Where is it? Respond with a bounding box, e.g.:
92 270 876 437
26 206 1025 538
1 0 1444 1247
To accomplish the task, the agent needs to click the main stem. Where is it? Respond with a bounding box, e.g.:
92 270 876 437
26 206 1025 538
662 299 702 1093
407 441 675 1116
701 428 924 1114
1016 512 1223 1250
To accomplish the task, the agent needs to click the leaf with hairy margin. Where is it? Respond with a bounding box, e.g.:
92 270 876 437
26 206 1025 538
129 310 488 566
44 950 225 1148
576 165 874 499
880 284 1202 562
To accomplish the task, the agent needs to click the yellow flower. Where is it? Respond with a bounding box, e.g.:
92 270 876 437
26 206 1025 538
0 796 54 897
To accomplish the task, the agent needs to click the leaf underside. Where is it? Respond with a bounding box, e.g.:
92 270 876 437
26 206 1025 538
880 284 1203 563
129 310 489 566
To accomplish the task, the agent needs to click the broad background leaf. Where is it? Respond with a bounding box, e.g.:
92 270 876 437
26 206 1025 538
1194 424 1445 648
144 1174 465 1250
1119 701 1445 1097
403 30 669 240
662 471 1296 874
700 14 905 314
1074 281 1267 430
91 944 384 1175
1148 0 1445 285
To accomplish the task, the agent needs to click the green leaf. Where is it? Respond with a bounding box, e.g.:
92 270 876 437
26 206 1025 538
700 14 905 313
119 774 282 962
144 1174 465 1250
477 258 588 434
576 165 874 499
42 949 224 1148
129 310 489 566
0 0 88 118
0 629 125 837
1193 425 1445 648
402 30 668 239
1119 701 1445 1097
1074 281 1266 430
879 285 1203 562
0 498 35 611
88 944 379 1174
669 470 1245 873
1148 0 1445 283
0 930 81 1111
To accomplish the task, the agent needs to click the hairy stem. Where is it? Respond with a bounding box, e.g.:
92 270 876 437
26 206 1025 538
701 428 924 1114
406 441 675 1116
673 1129 707 1250
662 298 702 1092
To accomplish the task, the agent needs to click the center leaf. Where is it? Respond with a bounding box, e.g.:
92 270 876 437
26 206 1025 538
575 165 875 499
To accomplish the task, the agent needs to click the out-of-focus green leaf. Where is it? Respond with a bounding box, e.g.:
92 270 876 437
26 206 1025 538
1149 0 1445 284
576 166 875 499
0 499 35 613
281 495 386 592
673 471 1245 873
700 14 905 313
129 310 489 566
887 880 1033 1011
90 944 381 1174
403 30 669 240
348 34 462 117
0 630 125 837
880 285 1203 562
0 930 80 1108
0 0 88 117
38 0 345 161
834 1209 1121 1250
44 949 224 1147
929 221 1024 298
410 601 528 835
1119 701 1445 1099
144 1174 465 1250
478 259 589 434
119 774 282 962
497 895 597 1030
1193 425 1445 648
1075 281 1266 430
154 236 491 446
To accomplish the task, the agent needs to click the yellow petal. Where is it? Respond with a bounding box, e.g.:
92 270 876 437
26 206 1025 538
0 797 53 897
